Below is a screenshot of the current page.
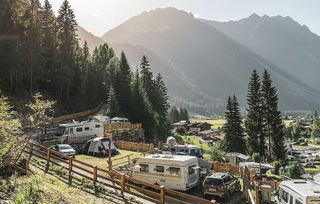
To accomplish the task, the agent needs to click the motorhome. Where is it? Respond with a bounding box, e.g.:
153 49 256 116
276 180 320 204
55 120 103 144
169 144 203 158
132 154 200 191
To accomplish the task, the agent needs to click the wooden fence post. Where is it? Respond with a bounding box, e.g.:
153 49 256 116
68 158 73 185
128 155 131 165
160 185 165 204
29 143 33 158
45 148 51 172
93 165 97 184
255 182 259 204
120 173 125 196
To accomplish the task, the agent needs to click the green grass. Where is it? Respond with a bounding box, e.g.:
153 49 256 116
76 149 144 168
180 135 210 152
283 119 295 127
190 118 226 129
6 165 141 204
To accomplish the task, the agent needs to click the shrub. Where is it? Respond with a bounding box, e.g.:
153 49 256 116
252 153 261 163
286 161 305 179
273 161 282 175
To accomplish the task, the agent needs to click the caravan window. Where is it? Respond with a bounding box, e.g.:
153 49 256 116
295 200 302 204
279 188 288 202
140 164 149 173
167 167 180 176
188 165 195 175
84 127 89 131
154 166 164 173
95 124 101 128
76 127 83 132
70 128 73 134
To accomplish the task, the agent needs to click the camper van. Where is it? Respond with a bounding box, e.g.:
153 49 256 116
132 154 200 191
55 120 103 144
169 144 203 158
276 180 320 204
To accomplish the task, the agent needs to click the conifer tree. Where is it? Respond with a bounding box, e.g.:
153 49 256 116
114 51 132 117
140 56 157 109
311 116 320 138
56 0 78 100
261 70 286 161
107 86 119 118
245 69 265 158
223 95 246 153
40 0 57 91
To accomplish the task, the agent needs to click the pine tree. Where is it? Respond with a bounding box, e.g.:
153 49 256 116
40 0 57 91
311 116 320 138
223 95 246 153
140 55 157 109
56 0 78 100
169 106 180 123
245 69 265 158
114 51 132 117
131 69 157 142
261 70 286 161
107 86 119 118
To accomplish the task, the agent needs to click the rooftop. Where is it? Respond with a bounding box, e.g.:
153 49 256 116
281 180 320 197
143 154 197 162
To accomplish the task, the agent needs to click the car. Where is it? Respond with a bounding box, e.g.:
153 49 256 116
51 144 76 157
304 162 316 168
202 172 240 200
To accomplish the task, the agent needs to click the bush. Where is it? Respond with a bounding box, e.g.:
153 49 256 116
286 161 305 179
273 161 282 175
252 153 261 163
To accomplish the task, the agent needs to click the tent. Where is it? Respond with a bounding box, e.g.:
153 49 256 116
82 137 118 156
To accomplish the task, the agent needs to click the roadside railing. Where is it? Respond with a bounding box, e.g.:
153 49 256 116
25 142 216 204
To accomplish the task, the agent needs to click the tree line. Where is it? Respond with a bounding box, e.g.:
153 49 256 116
0 0 171 143
223 69 286 163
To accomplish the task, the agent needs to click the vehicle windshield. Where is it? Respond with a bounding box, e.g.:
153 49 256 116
56 127 65 136
204 178 223 185
59 145 72 150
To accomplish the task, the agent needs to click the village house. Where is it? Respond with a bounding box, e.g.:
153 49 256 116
187 122 211 135
172 120 189 133
297 119 312 135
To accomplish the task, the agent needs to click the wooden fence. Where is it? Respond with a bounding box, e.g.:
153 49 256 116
104 123 142 131
212 162 255 181
115 141 154 152
25 142 216 204
51 103 103 124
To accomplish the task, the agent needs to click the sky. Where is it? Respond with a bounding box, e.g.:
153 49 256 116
43 0 320 37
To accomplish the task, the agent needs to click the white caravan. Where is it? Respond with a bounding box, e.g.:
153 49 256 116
169 144 203 158
276 180 320 204
55 120 103 144
132 154 200 191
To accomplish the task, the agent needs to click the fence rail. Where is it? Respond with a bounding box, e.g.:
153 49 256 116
51 103 103 124
104 123 142 131
114 140 154 152
25 142 216 204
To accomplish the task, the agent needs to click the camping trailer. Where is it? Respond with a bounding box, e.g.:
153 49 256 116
225 152 250 165
276 180 320 204
169 144 203 158
81 137 118 156
132 154 200 191
55 120 103 144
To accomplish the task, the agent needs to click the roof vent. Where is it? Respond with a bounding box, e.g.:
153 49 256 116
293 181 307 184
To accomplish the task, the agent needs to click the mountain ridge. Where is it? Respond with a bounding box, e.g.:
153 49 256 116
77 7 320 115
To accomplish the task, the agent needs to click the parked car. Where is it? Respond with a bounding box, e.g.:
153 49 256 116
51 144 76 157
202 172 240 199
304 163 316 168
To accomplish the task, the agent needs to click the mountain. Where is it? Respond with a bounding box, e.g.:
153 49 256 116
77 26 105 52
207 14 320 89
76 24 225 115
100 7 320 113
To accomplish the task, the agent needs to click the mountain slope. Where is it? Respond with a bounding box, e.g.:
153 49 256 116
76 24 224 115
101 8 320 112
207 14 320 89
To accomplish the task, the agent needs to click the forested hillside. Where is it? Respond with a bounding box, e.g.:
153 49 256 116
0 0 171 143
